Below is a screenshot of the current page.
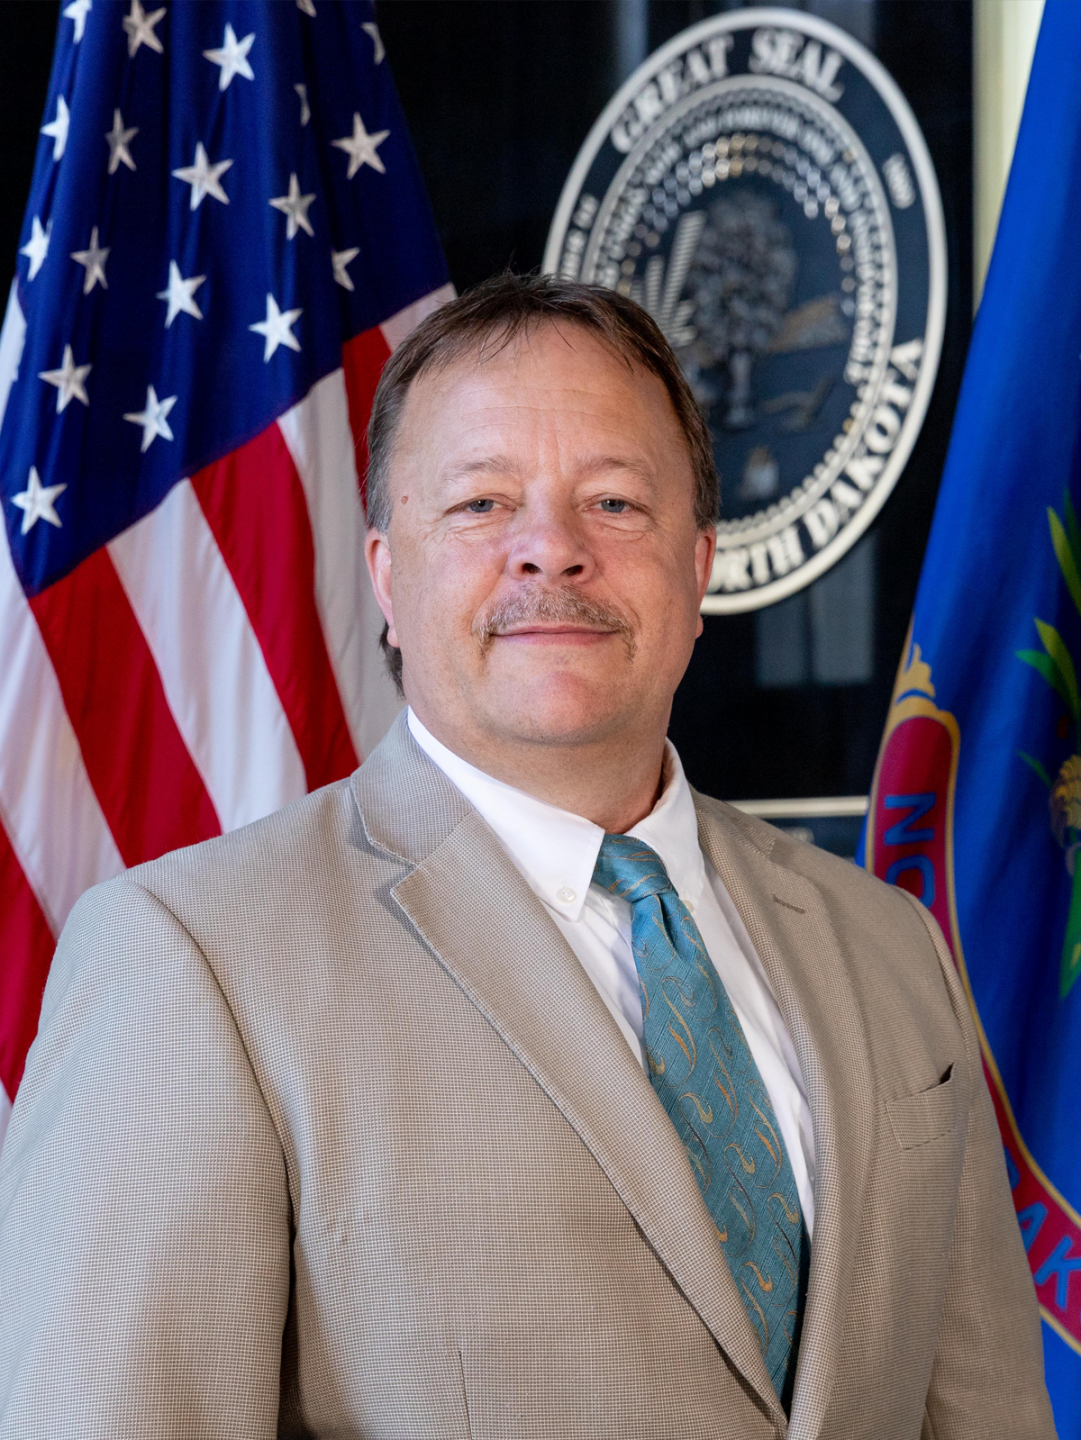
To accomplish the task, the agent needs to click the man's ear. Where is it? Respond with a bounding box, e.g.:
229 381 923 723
364 527 398 647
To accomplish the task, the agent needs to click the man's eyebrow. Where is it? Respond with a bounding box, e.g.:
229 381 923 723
576 454 655 481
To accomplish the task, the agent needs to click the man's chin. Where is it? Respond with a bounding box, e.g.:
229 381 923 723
477 671 636 747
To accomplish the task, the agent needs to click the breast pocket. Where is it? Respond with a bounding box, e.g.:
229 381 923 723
885 1065 959 1150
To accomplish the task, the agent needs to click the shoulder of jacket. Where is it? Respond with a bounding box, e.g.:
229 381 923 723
124 774 372 897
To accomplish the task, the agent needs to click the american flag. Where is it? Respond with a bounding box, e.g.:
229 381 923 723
0 0 451 1142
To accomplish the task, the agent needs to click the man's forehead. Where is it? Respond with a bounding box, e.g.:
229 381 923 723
400 328 678 444
400 381 673 488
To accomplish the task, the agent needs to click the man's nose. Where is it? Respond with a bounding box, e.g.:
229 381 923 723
506 501 595 583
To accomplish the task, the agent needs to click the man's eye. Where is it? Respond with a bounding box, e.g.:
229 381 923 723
598 498 629 513
466 498 496 513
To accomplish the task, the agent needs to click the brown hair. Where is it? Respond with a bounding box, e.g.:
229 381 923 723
365 271 719 691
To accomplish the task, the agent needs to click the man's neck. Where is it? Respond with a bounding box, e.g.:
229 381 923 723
408 708 668 835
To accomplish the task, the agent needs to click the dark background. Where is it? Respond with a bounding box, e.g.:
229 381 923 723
0 0 973 809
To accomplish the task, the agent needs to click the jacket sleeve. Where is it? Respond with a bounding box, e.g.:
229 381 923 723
0 876 291 1440
899 893 1057 1440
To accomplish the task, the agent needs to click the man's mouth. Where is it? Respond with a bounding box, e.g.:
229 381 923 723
495 620 618 634
492 625 619 644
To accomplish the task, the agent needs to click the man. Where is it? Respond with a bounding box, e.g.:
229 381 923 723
0 275 1053 1439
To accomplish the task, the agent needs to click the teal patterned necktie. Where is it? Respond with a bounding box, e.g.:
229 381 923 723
593 834 810 1412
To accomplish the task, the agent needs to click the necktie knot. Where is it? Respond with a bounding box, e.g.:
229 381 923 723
593 834 675 904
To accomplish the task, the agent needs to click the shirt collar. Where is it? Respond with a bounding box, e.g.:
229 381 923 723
627 747 707 914
406 709 706 920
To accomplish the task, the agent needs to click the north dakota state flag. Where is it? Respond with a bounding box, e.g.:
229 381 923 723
860 3 1081 1428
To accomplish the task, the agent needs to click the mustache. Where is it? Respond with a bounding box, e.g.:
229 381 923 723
475 586 636 656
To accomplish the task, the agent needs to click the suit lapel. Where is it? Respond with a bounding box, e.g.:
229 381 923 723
351 719 785 1429
695 798 875 1440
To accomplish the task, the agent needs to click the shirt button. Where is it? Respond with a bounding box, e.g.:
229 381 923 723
557 886 576 904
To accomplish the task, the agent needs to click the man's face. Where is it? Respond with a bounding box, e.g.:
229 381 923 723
365 322 715 754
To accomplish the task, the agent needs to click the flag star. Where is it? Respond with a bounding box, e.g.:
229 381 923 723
38 345 91 413
332 111 389 178
122 0 165 57
123 384 177 452
105 108 138 174
297 0 316 15
20 216 51 280
249 293 302 361
331 246 359 291
362 22 385 63
172 143 233 209
40 95 70 162
269 173 315 239
203 23 255 90
63 0 92 43
71 226 109 293
11 467 66 535
295 83 310 126
156 260 205 327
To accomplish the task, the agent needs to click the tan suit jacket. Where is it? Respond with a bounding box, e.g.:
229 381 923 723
0 715 1054 1439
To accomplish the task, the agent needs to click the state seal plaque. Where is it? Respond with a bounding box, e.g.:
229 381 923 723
544 8 946 612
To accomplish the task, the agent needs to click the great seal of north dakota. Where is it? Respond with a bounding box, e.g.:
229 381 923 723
544 8 946 612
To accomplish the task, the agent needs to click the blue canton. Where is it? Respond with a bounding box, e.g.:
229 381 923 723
1 0 448 596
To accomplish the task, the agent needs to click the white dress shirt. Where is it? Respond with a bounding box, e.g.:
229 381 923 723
407 709 816 1232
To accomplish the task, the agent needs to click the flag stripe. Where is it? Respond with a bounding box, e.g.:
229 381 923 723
339 286 455 499
191 422 359 794
0 530 123 931
109 479 309 832
0 815 55 1102
277 367 403 759
30 549 222 867
0 287 122 957
0 282 25 435
380 284 456 353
